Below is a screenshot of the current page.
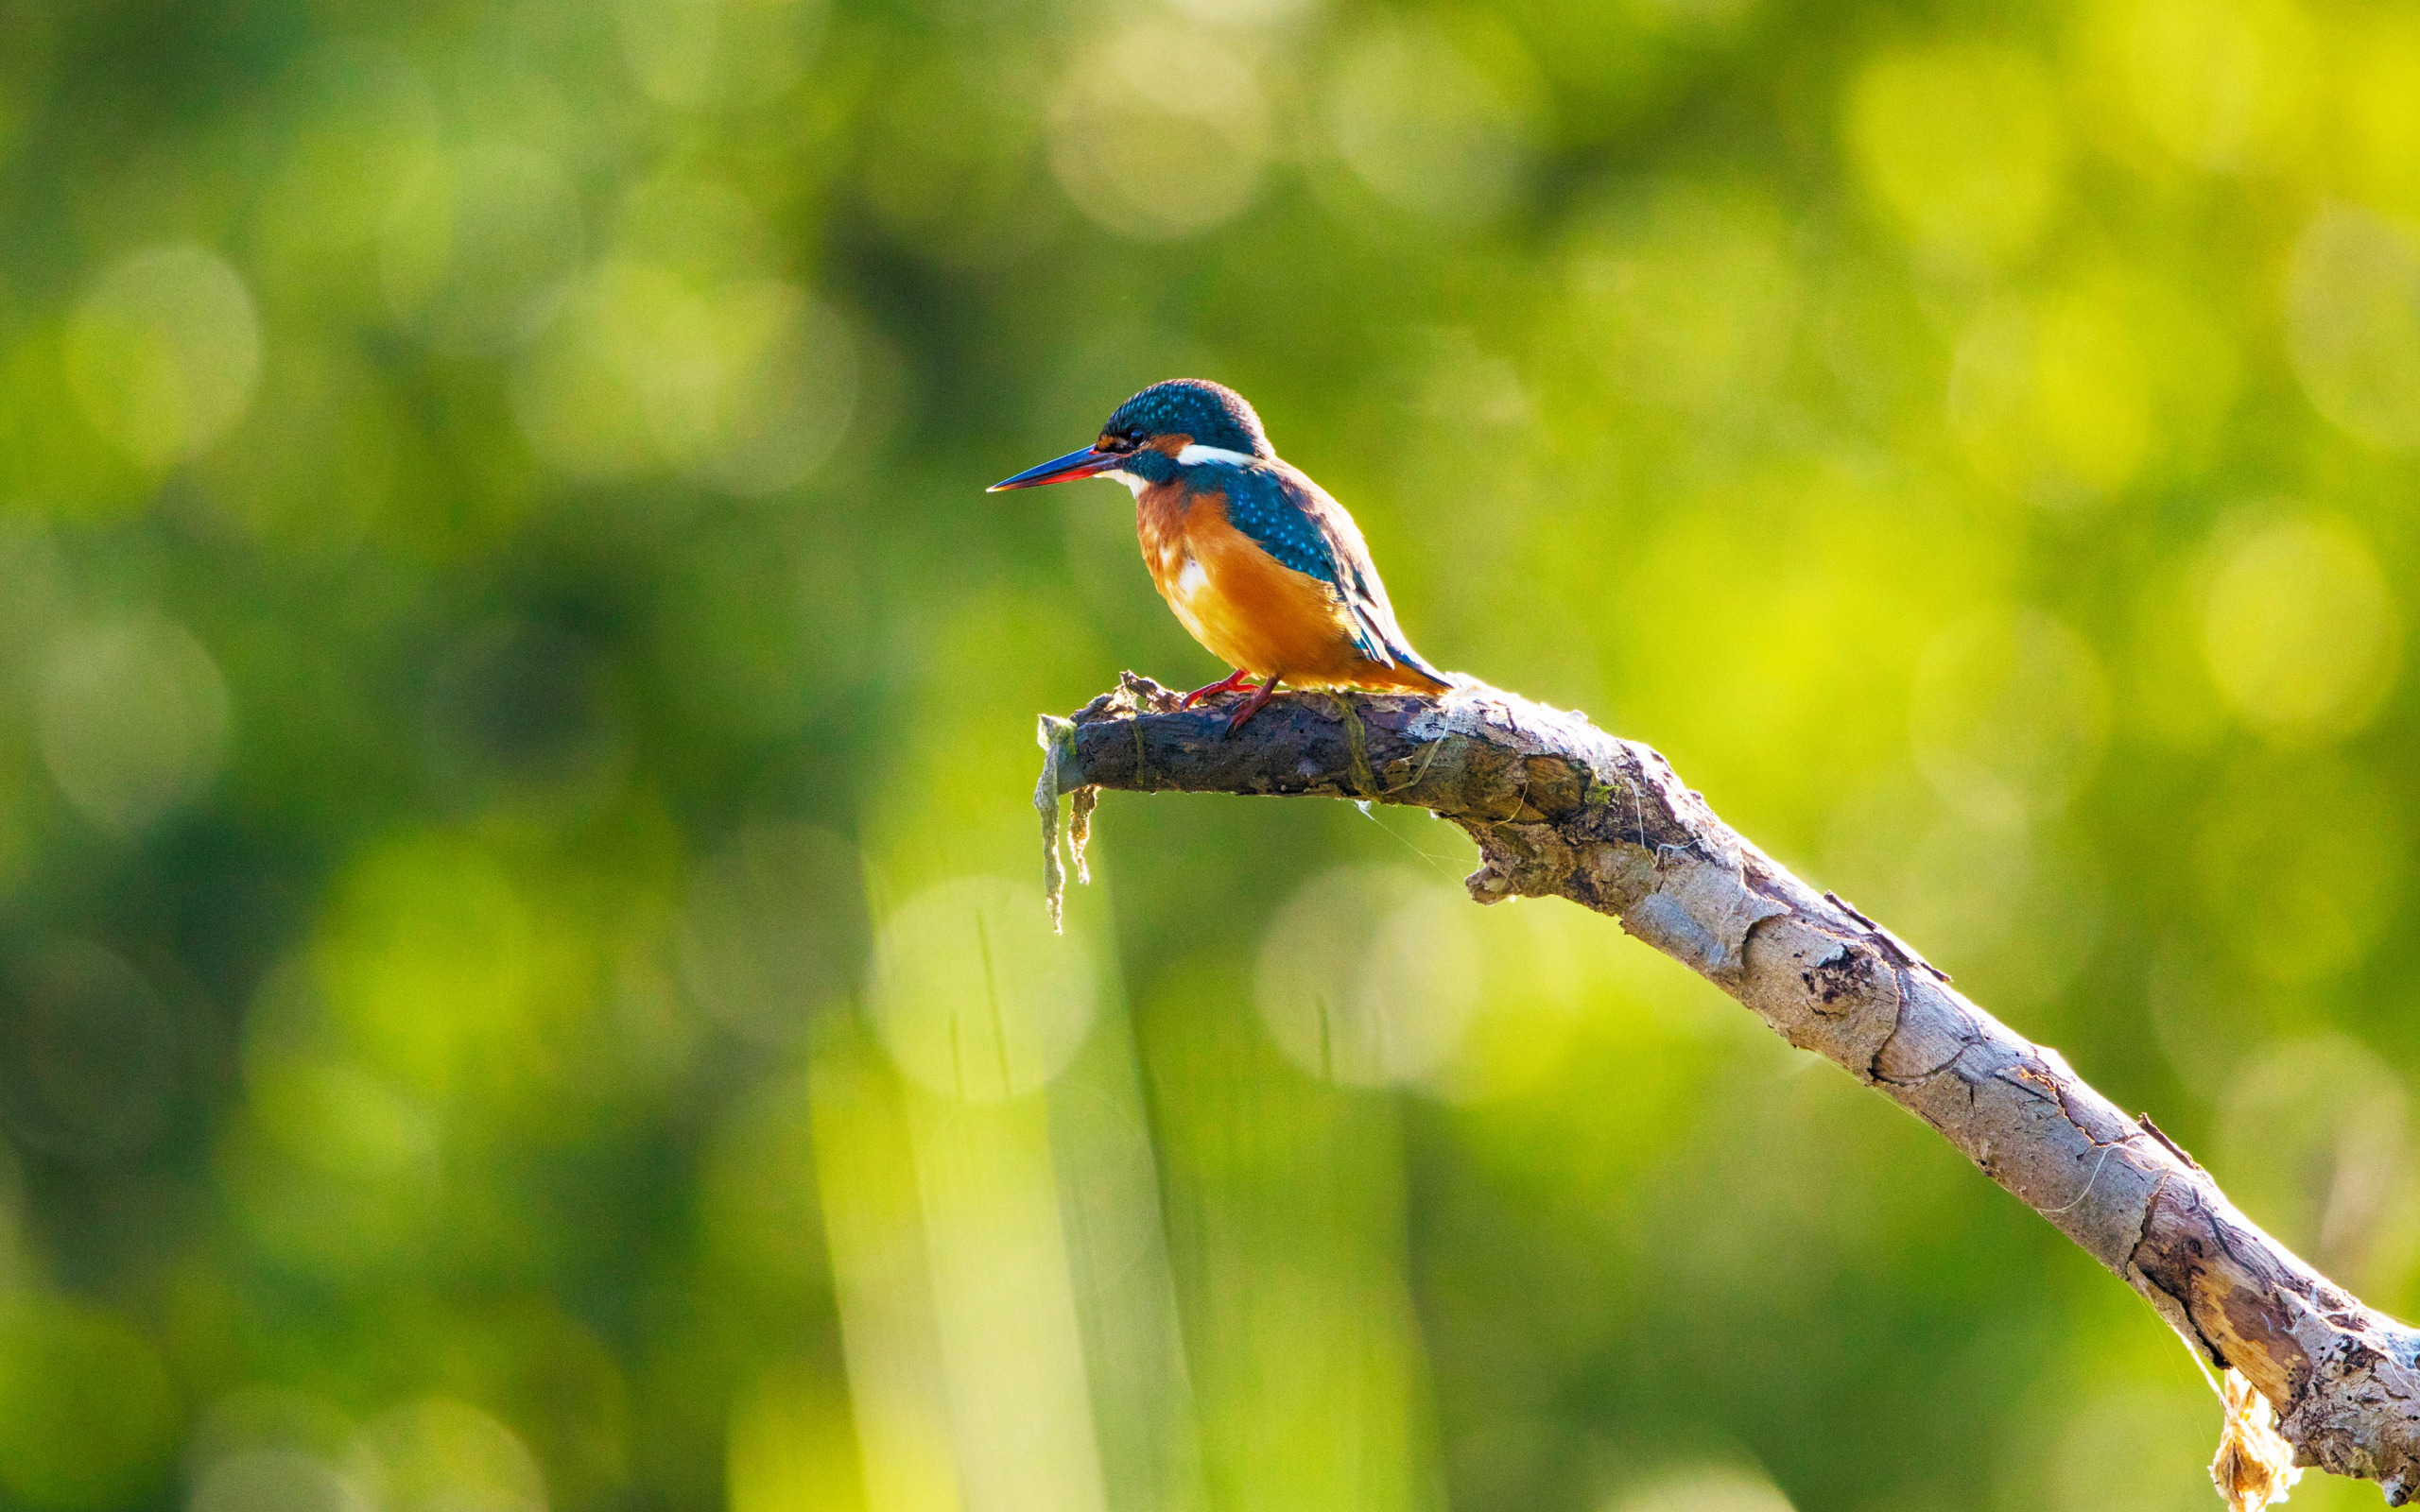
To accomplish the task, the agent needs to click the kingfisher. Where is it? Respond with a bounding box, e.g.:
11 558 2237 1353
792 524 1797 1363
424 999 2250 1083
989 379 1454 731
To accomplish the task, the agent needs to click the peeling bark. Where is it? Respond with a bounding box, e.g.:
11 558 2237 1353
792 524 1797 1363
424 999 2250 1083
1036 674 2420 1504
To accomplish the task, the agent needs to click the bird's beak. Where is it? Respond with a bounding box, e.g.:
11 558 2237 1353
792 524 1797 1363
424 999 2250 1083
987 444 1118 491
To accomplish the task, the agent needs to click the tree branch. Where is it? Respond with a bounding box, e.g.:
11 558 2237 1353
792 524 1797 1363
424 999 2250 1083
1036 673 2420 1506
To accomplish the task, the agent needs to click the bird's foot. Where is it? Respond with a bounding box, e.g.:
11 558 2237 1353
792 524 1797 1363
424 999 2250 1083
1223 679 1281 734
1182 668 1256 709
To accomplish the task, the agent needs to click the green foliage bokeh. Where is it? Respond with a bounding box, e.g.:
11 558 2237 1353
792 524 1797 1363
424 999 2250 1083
0 1 2416 1509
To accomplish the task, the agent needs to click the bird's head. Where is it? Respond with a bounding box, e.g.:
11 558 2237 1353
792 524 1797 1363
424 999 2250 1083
988 378 1272 494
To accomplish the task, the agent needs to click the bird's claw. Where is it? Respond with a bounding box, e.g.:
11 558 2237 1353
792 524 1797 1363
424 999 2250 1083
1181 668 1256 709
1221 679 1281 734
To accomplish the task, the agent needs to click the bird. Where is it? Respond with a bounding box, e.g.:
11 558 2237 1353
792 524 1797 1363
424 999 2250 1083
989 379 1454 732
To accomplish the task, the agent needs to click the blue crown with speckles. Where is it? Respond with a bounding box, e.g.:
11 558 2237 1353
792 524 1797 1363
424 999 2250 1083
1101 379 1271 458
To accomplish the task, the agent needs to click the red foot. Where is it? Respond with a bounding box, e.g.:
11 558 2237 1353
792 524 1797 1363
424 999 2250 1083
1224 678 1281 734
1182 667 1256 709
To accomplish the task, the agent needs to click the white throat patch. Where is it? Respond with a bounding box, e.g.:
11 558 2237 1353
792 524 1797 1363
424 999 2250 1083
1101 469 1149 497
1174 444 1254 469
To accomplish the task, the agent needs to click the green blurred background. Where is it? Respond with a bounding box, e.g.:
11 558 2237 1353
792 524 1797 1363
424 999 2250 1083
1 0 2417 1508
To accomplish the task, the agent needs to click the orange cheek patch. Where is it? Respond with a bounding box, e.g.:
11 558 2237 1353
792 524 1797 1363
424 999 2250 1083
1147 434 1192 457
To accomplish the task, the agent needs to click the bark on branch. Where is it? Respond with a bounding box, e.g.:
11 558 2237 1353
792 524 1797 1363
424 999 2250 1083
1035 673 2420 1506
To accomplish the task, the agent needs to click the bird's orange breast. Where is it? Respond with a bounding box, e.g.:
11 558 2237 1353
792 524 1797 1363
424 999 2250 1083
1135 482 1422 688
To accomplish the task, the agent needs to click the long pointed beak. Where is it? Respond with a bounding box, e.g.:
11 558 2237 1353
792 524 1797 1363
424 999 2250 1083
987 445 1118 491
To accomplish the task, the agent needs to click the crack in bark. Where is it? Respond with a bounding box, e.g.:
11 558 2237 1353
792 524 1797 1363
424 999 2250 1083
2000 1060 2141 1151
1824 888 1954 983
1037 675 2420 1503
2132 1174 2228 1367
1873 1034 1975 1087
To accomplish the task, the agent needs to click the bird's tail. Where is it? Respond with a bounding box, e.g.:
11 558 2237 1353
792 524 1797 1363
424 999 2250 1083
1344 600 1457 693
1394 649 1457 693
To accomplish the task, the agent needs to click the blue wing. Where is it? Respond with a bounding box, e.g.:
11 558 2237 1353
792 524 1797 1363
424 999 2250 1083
1205 459 1451 687
1216 465 1339 584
